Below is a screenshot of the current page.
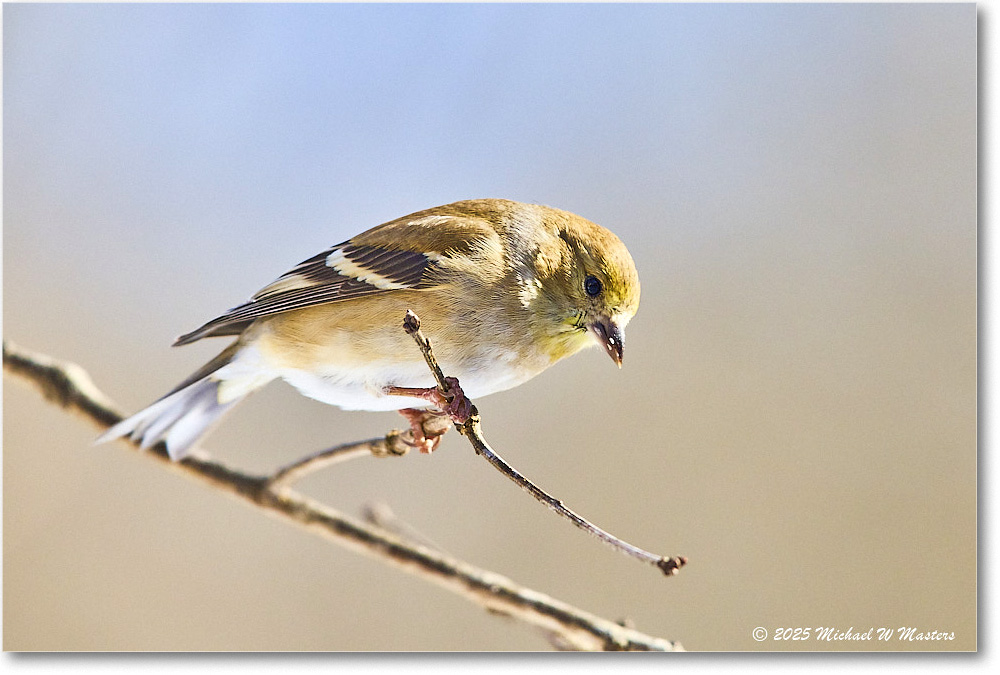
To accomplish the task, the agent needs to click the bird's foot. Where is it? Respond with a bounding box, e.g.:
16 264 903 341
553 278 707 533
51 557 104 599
388 377 473 454
430 377 473 424
397 408 448 454
386 377 473 425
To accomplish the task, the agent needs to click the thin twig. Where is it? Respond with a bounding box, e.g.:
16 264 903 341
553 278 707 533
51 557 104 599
267 409 452 490
267 435 404 491
362 502 449 554
2 339 683 651
401 311 688 577
402 309 450 390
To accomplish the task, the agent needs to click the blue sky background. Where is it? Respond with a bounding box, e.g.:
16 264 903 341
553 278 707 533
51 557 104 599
4 3 977 651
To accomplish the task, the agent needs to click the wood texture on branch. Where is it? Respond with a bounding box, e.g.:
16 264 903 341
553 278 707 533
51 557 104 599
2 339 683 652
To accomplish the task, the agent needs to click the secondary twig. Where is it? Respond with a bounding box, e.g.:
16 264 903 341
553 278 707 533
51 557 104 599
401 310 688 577
362 502 449 553
267 411 452 490
2 339 683 651
267 435 404 491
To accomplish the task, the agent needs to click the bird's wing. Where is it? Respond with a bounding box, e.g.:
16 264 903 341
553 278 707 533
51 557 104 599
173 212 496 346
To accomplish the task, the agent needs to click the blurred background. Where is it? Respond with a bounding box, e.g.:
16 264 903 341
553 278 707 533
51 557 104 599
3 3 976 651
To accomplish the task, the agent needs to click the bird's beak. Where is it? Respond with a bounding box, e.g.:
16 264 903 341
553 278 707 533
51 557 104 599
588 317 625 367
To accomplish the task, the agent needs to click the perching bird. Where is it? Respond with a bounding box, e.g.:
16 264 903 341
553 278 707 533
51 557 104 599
97 199 640 460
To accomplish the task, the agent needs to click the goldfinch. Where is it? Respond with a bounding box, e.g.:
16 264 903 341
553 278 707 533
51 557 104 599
97 199 640 460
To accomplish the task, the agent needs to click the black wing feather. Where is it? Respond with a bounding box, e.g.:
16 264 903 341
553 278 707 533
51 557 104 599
173 243 439 346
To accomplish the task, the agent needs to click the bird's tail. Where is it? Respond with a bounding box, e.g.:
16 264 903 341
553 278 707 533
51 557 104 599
96 343 251 460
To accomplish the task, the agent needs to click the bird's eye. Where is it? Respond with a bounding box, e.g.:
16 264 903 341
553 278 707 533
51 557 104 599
584 275 603 297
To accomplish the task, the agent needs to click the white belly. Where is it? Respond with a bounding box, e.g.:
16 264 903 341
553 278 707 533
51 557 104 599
278 355 535 411
216 342 542 412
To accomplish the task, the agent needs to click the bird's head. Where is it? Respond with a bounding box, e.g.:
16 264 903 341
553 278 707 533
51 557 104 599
533 210 640 367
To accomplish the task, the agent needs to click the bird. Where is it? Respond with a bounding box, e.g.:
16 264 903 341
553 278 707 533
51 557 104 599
96 198 641 460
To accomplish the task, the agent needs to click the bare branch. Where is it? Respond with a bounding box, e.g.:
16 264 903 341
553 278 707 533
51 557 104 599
400 312 688 577
2 339 683 652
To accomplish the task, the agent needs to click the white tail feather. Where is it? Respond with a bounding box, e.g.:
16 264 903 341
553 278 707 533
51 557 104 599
96 377 241 460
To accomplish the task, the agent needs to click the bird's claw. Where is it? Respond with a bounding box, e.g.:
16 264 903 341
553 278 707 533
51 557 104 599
434 377 472 425
397 408 448 454
388 377 472 453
